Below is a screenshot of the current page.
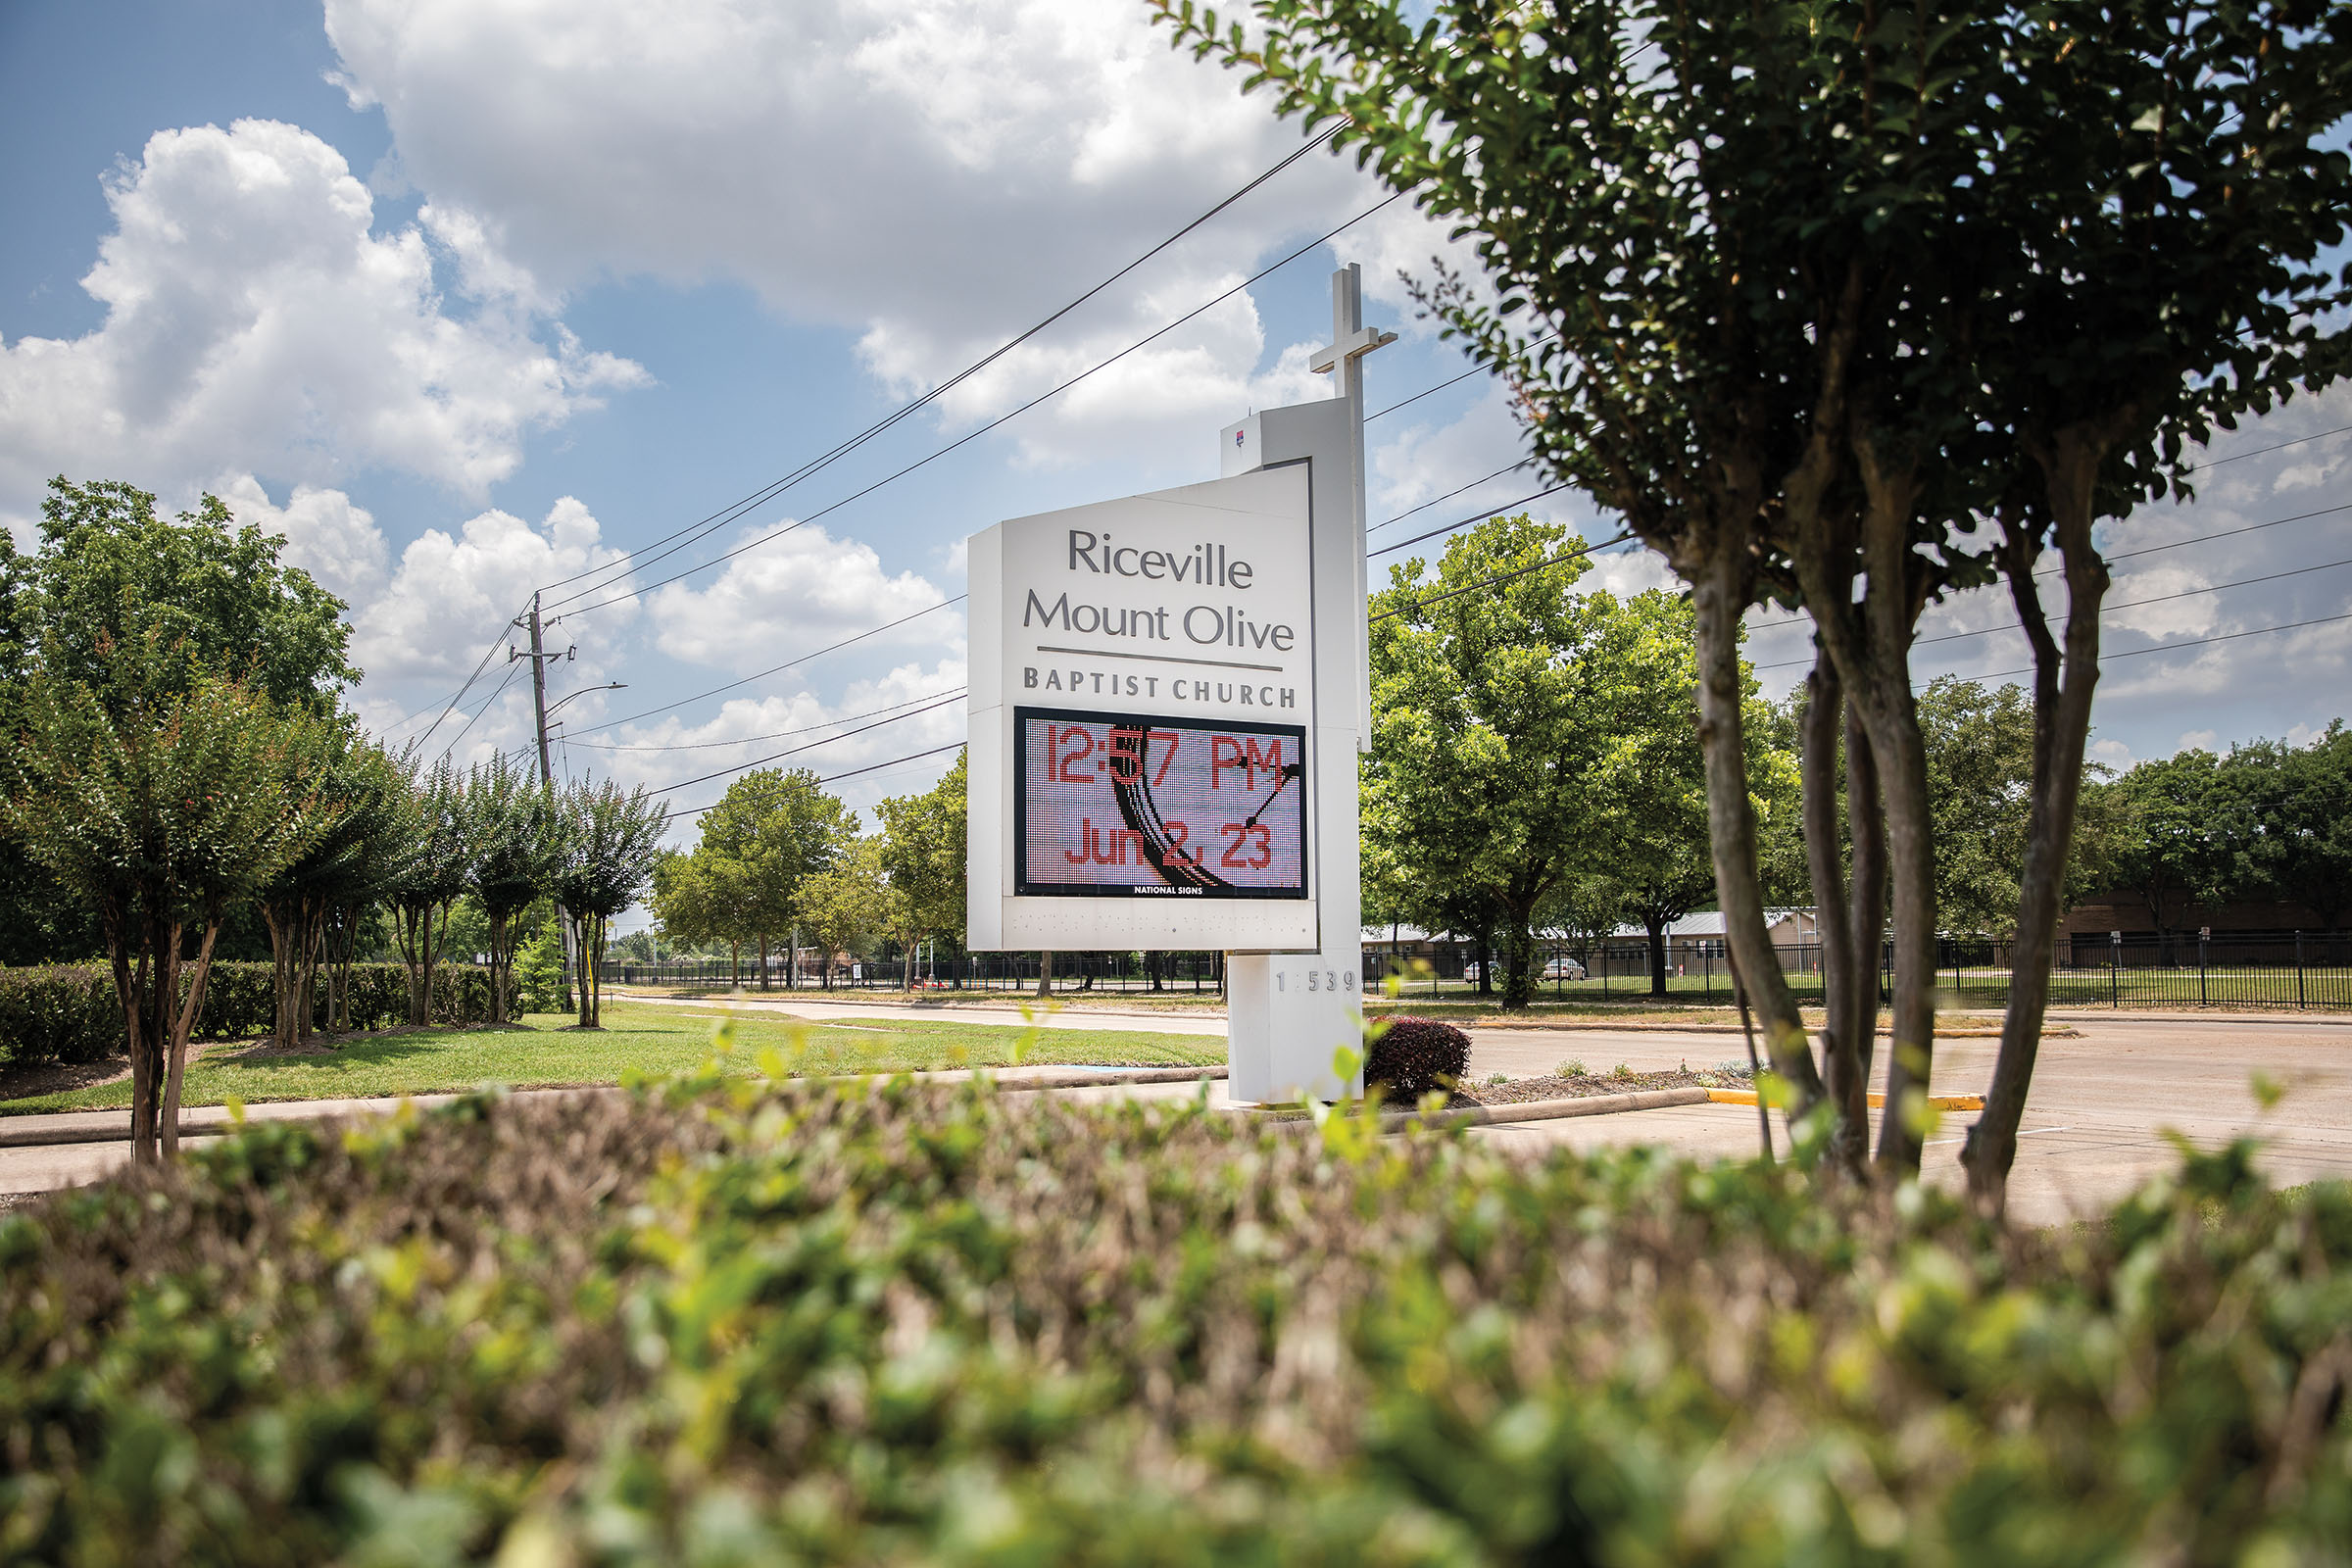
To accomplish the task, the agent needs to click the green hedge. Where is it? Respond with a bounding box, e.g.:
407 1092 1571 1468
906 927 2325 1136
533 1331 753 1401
0 962 519 1073
0 1077 2344 1564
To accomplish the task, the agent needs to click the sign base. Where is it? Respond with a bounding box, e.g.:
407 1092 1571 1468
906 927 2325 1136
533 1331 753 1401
1225 952 1363 1103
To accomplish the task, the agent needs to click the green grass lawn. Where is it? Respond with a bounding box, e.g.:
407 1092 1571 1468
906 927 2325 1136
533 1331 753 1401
0 1002 1223 1116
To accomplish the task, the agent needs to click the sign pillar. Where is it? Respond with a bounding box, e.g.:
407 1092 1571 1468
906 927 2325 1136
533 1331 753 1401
1219 265 1395 1102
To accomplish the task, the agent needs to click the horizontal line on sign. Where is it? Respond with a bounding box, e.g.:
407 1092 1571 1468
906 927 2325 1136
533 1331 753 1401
1033 644 1286 673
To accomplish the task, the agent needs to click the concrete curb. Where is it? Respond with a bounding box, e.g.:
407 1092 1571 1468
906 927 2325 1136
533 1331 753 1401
1703 1088 1984 1110
1387 1086 1713 1127
0 1065 1230 1151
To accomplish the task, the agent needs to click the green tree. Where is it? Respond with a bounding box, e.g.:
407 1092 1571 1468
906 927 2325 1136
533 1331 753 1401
2100 750 2226 952
0 476 361 964
464 756 561 1024
7 642 325 1161
875 753 967 985
258 727 414 1048
1158 0 2352 1206
2254 725 2352 931
650 848 743 984
1586 590 1796 997
799 836 891 989
556 778 670 1027
1367 516 1745 1007
1914 680 2034 940
698 768 857 989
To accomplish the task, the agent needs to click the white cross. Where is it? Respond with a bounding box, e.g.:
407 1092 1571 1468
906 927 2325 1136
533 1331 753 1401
1308 263 1396 406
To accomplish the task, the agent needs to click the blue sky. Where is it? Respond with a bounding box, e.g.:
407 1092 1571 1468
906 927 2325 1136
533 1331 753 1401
5 0 2349 934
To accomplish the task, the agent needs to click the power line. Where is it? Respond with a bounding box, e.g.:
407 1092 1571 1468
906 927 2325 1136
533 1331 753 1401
643 691 964 794
435 659 524 760
1365 333 1557 424
665 740 969 818
1370 531 1640 622
533 123 1346 610
1955 609 2352 684
1756 553 2352 669
549 191 1409 623
572 595 968 735
564 686 968 752
396 608 529 746
2195 420 2352 468
1368 461 1533 534
1370 483 1577 560
1744 498 2352 634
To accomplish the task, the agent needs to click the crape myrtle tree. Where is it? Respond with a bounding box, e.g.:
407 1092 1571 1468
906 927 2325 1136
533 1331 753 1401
319 744 418 1032
1157 0 2352 1205
257 725 413 1049
8 639 326 1161
0 476 356 964
557 777 669 1028
391 760 471 1026
464 754 560 1025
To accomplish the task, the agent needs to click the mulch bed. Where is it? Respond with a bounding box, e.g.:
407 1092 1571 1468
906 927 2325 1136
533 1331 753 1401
1452 1062 1755 1106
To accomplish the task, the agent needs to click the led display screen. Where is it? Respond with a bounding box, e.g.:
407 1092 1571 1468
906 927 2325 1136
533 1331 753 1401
1013 707 1308 899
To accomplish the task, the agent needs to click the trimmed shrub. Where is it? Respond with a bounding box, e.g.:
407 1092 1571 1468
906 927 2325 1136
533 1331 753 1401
0 962 519 1074
1364 1013 1471 1098
0 966 121 1070
0 1082 2344 1563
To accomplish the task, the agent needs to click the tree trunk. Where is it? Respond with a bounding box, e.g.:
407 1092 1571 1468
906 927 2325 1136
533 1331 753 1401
1644 911 1670 999
1964 454 2115 1215
264 903 300 1051
571 907 600 1027
587 914 609 1026
1475 923 1494 998
1843 704 1887 1091
1690 519 1824 1113
161 915 222 1162
1037 950 1053 998
1501 908 1538 1009
1800 658 1868 1179
1864 699 1937 1175
296 912 324 1045
485 907 508 1025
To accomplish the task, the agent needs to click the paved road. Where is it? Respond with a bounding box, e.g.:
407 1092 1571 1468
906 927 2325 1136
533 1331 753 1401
7 998 2344 1226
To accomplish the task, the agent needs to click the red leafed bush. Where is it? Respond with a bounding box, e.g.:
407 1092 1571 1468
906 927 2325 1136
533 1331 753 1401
1364 1014 1470 1099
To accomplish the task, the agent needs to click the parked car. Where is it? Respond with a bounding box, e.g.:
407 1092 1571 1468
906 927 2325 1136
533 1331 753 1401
1544 955 1587 981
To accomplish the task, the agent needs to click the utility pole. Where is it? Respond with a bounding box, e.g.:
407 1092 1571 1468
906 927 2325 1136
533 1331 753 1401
523 592 556 787
512 592 575 1005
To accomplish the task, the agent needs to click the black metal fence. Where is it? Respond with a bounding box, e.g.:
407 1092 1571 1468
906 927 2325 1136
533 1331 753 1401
1377 931 2352 1010
601 951 1230 996
602 931 2352 1010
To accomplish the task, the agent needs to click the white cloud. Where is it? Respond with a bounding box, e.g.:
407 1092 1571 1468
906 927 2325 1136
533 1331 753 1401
322 0 1369 331
318 0 1447 468
2106 563 2222 640
648 522 958 674
2177 728 2220 752
352 495 637 692
214 474 392 609
579 657 970 837
0 119 642 532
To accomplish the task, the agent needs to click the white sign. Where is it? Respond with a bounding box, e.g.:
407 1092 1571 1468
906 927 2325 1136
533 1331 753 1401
966 464 1322 952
